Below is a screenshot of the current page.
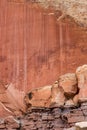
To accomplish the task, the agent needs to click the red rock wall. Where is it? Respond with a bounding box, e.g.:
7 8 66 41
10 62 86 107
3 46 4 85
0 0 87 92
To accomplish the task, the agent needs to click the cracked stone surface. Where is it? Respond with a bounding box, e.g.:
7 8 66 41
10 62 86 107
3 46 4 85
0 102 87 129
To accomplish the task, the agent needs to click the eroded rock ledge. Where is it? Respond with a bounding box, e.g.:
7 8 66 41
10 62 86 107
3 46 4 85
0 103 87 129
23 64 87 129
1 64 87 129
25 64 87 109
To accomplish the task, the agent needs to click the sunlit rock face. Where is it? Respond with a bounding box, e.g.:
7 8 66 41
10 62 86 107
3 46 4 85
58 73 78 97
24 85 52 108
0 0 87 93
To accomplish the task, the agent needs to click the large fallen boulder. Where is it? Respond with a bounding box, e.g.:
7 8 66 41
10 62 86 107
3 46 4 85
24 85 52 108
58 73 78 98
25 81 67 108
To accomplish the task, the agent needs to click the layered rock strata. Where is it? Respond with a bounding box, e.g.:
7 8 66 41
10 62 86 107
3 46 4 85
0 102 87 129
1 65 87 129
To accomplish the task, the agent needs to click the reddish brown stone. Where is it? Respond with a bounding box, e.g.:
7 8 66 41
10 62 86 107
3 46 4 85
76 65 87 89
24 85 52 108
58 73 78 97
0 84 26 117
0 0 87 118
78 87 87 103
0 0 87 93
51 81 66 107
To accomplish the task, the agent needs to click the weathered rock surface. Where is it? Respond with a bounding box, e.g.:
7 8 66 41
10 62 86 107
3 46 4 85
76 65 87 103
24 85 52 108
76 65 87 89
0 0 87 93
24 64 87 109
1 64 87 129
0 83 26 117
65 99 75 107
0 102 87 130
58 73 78 97
37 0 87 27
51 81 66 107
75 122 87 130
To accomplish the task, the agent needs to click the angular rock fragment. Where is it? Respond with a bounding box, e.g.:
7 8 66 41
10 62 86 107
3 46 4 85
58 73 78 98
51 81 66 107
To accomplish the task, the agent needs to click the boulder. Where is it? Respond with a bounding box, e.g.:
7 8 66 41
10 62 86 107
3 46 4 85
50 81 66 107
76 65 87 89
24 85 52 108
58 73 78 98
78 87 87 103
76 65 87 102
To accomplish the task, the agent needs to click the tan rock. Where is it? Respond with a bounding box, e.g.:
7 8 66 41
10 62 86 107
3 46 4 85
0 83 26 116
75 122 87 130
73 94 79 106
65 99 75 107
78 87 87 102
76 65 87 89
50 81 66 107
64 127 76 130
58 73 78 98
38 0 87 27
76 65 87 102
24 85 52 108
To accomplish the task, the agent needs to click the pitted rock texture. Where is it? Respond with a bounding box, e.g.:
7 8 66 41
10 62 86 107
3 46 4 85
37 0 87 27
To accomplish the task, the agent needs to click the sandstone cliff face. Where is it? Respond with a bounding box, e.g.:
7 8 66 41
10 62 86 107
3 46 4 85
37 0 87 27
1 65 87 129
0 0 87 92
0 0 87 121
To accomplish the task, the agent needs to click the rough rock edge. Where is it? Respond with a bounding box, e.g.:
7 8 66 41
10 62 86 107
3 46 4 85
35 0 87 28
